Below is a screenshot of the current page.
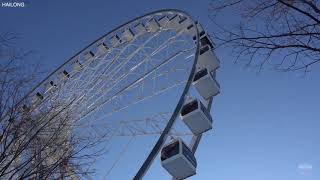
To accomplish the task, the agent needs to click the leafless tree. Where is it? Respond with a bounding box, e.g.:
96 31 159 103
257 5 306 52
209 0 320 72
0 33 106 180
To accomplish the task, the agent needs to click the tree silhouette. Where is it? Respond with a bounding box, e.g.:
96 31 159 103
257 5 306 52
209 0 320 72
0 32 104 179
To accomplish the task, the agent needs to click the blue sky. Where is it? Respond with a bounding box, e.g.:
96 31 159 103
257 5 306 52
1 0 320 179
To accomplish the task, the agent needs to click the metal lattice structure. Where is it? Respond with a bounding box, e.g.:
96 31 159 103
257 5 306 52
16 9 220 179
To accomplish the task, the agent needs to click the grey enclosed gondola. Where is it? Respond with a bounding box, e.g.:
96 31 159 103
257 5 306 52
161 138 197 180
166 14 181 29
180 99 213 135
84 51 95 61
193 68 220 99
134 23 146 35
158 16 170 28
60 70 70 80
22 104 30 112
165 14 193 33
32 91 44 104
197 34 220 71
45 80 57 94
146 18 160 32
96 42 109 56
121 28 135 42
178 16 192 29
36 92 44 100
110 35 121 47
73 60 83 71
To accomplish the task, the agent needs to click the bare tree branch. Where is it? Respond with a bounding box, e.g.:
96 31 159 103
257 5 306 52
0 32 107 179
209 0 320 73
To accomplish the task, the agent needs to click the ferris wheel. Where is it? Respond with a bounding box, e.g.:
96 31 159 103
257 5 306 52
19 9 220 179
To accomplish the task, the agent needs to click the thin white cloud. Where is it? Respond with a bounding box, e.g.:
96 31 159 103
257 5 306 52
297 163 313 176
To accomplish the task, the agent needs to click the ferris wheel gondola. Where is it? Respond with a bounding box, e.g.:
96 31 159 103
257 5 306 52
196 29 220 72
193 68 220 100
161 138 197 180
180 99 213 135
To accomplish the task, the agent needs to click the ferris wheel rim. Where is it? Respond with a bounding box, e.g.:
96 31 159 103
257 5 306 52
18 9 201 179
128 10 200 179
19 9 197 100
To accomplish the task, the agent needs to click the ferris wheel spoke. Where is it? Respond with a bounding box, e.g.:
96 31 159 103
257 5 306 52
76 52 194 124
80 32 161 88
33 30 191 118
102 79 187 118
82 112 191 139
103 136 135 179
74 29 186 96
80 31 188 101
79 82 185 132
77 47 195 122
54 32 166 110
79 50 175 109
81 40 193 112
